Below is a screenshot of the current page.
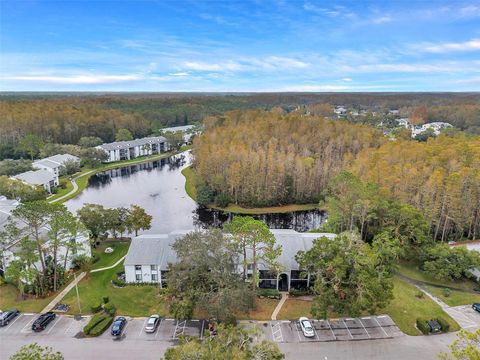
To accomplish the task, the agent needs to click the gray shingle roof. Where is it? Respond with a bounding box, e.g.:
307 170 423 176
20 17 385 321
33 154 80 168
124 229 337 271
12 169 56 186
97 136 167 152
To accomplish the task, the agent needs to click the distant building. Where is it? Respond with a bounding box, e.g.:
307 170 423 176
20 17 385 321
96 136 168 163
33 154 80 177
411 122 453 138
124 229 337 291
11 169 58 193
0 196 91 276
334 106 347 115
160 125 199 143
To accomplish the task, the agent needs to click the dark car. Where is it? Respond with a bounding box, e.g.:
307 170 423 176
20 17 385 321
32 312 56 332
473 303 480 313
111 317 127 336
428 320 441 333
0 309 19 326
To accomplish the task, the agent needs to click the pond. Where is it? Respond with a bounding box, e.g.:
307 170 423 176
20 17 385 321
66 152 327 233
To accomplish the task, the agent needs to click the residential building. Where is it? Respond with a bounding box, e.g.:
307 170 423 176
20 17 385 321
11 169 58 193
33 154 80 177
160 125 199 143
96 136 168 163
124 229 336 291
0 196 91 276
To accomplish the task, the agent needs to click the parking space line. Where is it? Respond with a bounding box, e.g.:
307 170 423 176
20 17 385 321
21 317 36 333
47 316 62 334
373 316 389 337
123 320 130 335
5 314 23 331
358 318 371 338
155 319 162 339
200 320 205 340
173 320 186 339
312 324 319 341
326 320 336 340
139 318 148 337
342 319 353 339
295 322 302 342
270 322 283 342
64 318 76 334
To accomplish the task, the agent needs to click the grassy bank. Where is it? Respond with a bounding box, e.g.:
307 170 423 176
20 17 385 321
277 277 460 336
424 285 480 307
181 165 319 214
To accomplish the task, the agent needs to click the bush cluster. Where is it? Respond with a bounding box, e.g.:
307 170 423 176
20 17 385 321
83 298 117 336
90 302 103 313
88 316 114 337
104 303 116 316
437 317 450 332
256 288 281 299
416 318 430 335
84 314 109 335
289 288 313 297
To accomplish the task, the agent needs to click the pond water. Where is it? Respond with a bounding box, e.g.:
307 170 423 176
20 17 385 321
65 152 327 233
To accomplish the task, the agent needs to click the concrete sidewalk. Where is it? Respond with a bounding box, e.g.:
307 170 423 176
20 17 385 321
41 272 86 313
271 293 288 320
91 255 126 273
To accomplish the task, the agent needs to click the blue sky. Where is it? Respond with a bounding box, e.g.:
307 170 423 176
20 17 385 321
1 0 479 91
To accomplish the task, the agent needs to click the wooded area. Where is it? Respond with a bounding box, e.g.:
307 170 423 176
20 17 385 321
192 110 384 206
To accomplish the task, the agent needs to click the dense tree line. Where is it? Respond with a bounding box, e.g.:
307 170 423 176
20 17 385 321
350 134 480 241
1 93 478 160
192 110 384 207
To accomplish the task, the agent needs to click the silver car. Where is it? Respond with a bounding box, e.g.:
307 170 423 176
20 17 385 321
144 314 160 333
299 317 315 338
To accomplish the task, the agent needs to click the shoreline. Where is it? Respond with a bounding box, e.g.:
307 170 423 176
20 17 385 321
181 165 320 214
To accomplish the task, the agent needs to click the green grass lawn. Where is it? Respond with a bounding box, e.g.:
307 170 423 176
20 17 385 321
47 176 74 202
181 165 319 214
92 242 130 270
0 275 77 313
397 261 479 292
62 261 170 317
424 285 480 307
382 277 460 335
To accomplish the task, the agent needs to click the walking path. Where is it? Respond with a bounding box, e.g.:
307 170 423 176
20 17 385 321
41 272 86 313
399 274 478 329
271 292 288 320
48 170 95 204
91 255 127 273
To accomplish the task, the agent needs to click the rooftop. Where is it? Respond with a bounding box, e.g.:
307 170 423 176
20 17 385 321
33 154 80 168
97 136 167 151
124 229 337 271
160 125 195 133
12 169 56 186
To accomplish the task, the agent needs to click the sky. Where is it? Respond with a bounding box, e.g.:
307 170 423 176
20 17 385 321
0 0 480 92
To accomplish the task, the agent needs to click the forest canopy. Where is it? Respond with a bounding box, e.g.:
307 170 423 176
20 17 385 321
192 110 384 206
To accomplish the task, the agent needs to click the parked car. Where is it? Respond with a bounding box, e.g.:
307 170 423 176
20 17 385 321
32 312 56 332
473 303 480 313
111 317 127 336
299 317 315 338
144 314 160 333
0 309 19 326
428 320 441 333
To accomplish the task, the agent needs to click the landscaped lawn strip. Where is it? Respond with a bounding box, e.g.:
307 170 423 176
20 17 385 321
423 285 480 307
92 242 130 270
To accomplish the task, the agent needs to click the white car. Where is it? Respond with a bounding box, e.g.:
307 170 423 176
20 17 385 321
299 317 315 338
144 314 160 333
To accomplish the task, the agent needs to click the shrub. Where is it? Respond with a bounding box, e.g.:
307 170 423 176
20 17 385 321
416 318 430 335
415 290 424 299
214 193 230 208
111 278 126 287
90 302 103 314
104 302 116 316
88 316 114 337
170 299 194 320
256 288 281 299
83 314 108 335
289 288 312 297
437 317 450 332
197 184 215 205
442 288 451 297
103 296 109 304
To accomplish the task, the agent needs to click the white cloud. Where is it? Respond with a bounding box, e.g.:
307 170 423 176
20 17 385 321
169 72 189 76
341 77 352 82
1 74 142 84
371 15 393 24
420 38 480 53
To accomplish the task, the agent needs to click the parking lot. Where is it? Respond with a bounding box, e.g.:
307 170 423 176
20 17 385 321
0 313 207 342
259 315 403 343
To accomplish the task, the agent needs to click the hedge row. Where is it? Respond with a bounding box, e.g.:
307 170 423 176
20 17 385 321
256 288 281 299
84 314 109 335
91 302 103 313
104 303 116 316
416 317 450 335
88 316 114 337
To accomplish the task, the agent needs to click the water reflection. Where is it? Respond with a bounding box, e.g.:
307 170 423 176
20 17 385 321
66 152 326 233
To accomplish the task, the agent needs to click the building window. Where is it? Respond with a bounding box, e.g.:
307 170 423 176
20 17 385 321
135 265 141 271
247 264 253 270
151 273 157 281
135 274 142 282
151 265 157 271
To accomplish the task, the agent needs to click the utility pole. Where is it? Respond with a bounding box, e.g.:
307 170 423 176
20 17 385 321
74 272 82 316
